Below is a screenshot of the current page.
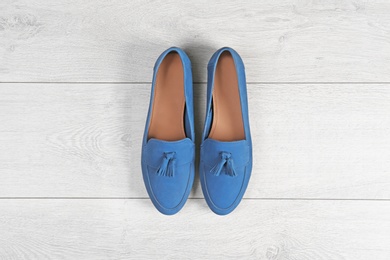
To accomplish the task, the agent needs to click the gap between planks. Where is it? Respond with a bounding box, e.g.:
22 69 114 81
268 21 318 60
0 197 390 201
1 82 390 85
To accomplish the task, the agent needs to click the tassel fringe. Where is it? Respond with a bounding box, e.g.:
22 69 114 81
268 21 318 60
210 152 237 177
156 152 176 177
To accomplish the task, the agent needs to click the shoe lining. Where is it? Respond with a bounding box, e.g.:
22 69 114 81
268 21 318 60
208 52 245 141
148 52 186 141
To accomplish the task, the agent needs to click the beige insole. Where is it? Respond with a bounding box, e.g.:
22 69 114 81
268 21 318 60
148 52 186 141
208 52 245 141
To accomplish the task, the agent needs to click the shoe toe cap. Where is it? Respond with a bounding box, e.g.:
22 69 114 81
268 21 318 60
145 163 193 215
202 164 249 215
200 139 252 215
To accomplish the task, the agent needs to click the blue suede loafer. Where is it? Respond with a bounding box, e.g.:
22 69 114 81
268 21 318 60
141 47 195 215
200 47 252 215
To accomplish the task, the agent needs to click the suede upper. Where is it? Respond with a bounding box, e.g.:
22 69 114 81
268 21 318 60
200 47 252 215
141 47 194 215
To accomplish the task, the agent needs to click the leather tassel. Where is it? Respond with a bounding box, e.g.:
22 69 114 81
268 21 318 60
226 158 237 177
210 152 237 177
156 152 176 177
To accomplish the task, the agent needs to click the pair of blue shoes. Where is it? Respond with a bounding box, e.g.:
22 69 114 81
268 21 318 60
141 47 252 215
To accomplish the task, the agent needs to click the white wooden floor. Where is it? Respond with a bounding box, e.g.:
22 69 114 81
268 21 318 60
1 1 390 259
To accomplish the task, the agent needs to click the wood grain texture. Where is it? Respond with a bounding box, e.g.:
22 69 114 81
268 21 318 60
1 1 390 258
1 0 390 82
0 199 389 259
1 83 390 198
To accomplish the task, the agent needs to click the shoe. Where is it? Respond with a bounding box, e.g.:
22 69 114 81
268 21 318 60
141 47 195 215
200 47 252 215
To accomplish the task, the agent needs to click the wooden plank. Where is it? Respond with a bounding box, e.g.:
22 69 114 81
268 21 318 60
1 0 390 82
0 199 389 259
1 83 390 198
